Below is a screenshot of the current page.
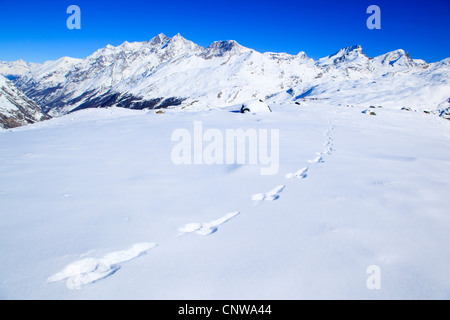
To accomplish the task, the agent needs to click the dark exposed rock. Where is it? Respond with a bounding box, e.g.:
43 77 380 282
68 90 185 113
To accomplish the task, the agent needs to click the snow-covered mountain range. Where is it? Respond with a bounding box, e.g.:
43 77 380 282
0 75 50 129
2 33 450 119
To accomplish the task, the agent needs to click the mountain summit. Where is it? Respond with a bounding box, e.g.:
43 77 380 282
318 45 367 65
202 40 251 59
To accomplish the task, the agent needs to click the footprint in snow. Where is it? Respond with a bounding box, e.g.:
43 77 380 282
323 124 335 155
323 140 334 155
47 242 157 290
286 167 308 180
251 185 285 205
308 154 324 164
177 211 240 236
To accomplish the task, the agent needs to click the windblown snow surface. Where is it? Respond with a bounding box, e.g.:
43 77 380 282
0 103 450 299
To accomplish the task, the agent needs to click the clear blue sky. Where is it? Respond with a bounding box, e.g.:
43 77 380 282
0 0 449 63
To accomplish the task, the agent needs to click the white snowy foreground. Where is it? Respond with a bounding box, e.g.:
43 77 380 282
0 103 450 299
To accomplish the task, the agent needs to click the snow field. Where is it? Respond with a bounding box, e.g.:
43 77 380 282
1 103 450 299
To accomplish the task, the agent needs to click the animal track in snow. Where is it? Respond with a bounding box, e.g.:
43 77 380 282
285 167 309 180
308 153 324 164
324 124 335 155
324 142 333 155
251 185 285 204
178 211 240 236
47 242 157 289
48 121 337 291
308 125 335 163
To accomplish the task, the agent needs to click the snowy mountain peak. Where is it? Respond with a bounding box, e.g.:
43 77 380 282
120 40 132 48
149 33 170 46
329 45 366 64
105 44 114 49
202 40 250 59
171 33 184 41
160 33 203 55
315 45 367 66
333 45 363 56
164 33 194 46
296 51 309 59
378 49 417 67
349 44 363 51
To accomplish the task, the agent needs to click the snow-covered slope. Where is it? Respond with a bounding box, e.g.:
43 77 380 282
14 34 449 118
0 75 50 129
282 52 450 113
1 103 449 299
